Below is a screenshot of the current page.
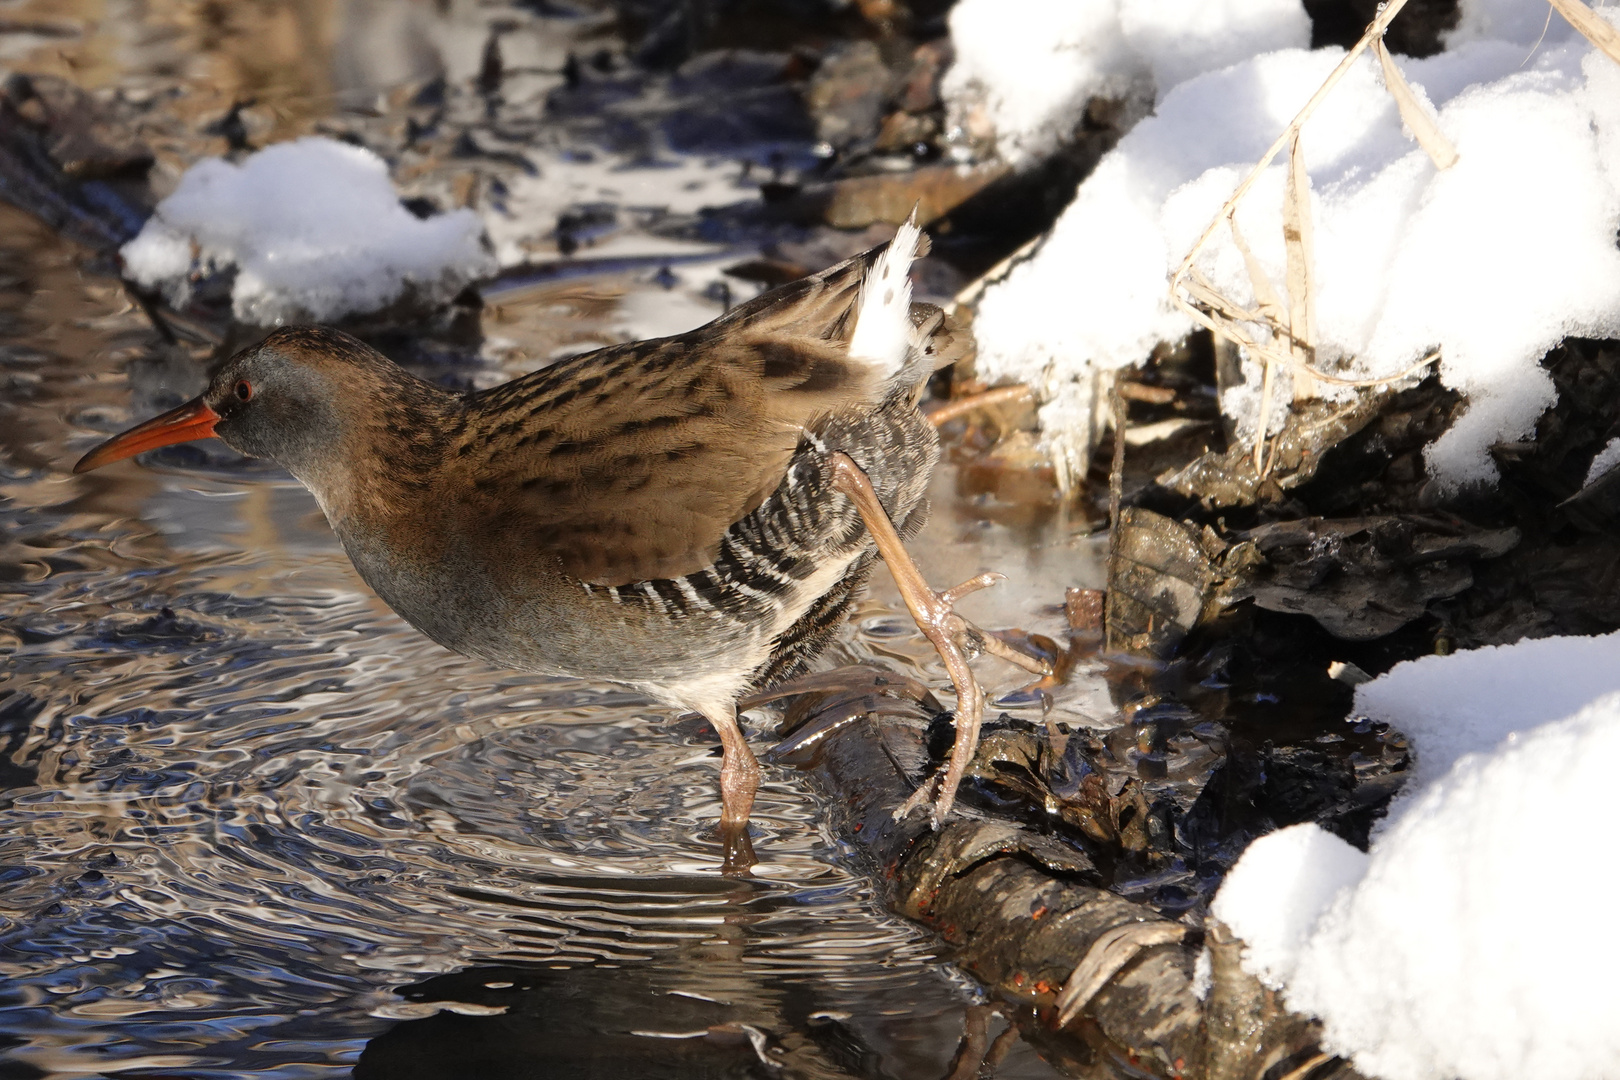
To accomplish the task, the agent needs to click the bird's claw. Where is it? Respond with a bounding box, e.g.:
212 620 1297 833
938 571 1005 608
888 572 1061 826
893 769 945 827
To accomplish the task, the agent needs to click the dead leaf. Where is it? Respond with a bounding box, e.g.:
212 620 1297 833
1374 37 1459 170
1227 212 1287 327
1283 130 1318 402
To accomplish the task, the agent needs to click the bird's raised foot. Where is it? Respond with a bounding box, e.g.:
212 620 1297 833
911 573 1055 680
887 581 1064 825
894 769 946 828
885 572 1010 828
964 626 1054 677
829 452 1032 829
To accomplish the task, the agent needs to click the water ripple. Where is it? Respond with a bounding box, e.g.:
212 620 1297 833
0 181 1079 1079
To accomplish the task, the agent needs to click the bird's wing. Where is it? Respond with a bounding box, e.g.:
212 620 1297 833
458 233 945 586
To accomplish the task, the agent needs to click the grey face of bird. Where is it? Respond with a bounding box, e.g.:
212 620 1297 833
204 344 350 481
73 329 391 497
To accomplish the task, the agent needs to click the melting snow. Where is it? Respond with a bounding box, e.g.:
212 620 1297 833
1584 435 1620 484
122 136 495 325
957 1 1620 489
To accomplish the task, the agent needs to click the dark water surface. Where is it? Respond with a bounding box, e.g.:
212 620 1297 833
0 175 1105 1080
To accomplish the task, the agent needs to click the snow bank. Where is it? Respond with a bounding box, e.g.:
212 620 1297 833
122 137 495 325
1204 823 1368 983
942 0 1309 167
1356 629 1620 794
969 12 1620 488
1212 632 1620 1080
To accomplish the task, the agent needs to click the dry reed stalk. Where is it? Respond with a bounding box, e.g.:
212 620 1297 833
948 234 1044 315
1275 1052 1338 1080
924 384 1034 426
1227 215 1287 325
1229 212 1289 471
1548 0 1620 67
1169 0 1415 289
1167 0 1466 476
1108 376 1127 539
1283 128 1319 403
1255 345 1281 474
1180 270 1440 388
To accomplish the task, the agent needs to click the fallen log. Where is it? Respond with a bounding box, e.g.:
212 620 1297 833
750 669 1369 1080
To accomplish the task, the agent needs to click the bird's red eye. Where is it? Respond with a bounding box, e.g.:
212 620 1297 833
235 380 253 401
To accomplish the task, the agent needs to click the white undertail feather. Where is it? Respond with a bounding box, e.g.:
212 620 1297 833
847 216 921 379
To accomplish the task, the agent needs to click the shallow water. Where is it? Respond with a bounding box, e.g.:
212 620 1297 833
0 2 1134 1071
0 168 1116 1078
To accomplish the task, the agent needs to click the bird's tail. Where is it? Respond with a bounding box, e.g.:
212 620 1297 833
847 215 922 380
701 210 962 392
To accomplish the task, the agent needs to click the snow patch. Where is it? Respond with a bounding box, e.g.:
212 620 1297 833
122 137 495 325
1214 632 1620 1080
942 0 1309 167
1209 823 1367 988
967 16 1620 488
1356 628 1620 795
1445 0 1583 50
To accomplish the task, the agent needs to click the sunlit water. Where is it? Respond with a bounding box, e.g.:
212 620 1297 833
0 176 1111 1077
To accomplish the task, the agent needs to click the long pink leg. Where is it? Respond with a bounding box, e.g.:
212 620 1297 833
703 705 759 874
829 452 1011 825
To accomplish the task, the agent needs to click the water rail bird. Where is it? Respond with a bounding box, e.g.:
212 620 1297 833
74 220 1043 871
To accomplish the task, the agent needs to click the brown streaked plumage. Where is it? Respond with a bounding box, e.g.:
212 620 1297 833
74 223 1029 872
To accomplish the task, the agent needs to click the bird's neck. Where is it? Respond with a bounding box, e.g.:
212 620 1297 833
297 377 463 533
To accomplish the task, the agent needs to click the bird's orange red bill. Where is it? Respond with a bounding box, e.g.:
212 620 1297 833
73 397 221 474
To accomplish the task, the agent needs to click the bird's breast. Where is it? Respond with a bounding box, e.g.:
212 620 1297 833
326 505 516 662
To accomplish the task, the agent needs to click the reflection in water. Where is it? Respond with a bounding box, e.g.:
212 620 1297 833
354 962 1012 1080
0 147 1087 1080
